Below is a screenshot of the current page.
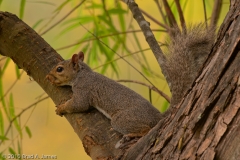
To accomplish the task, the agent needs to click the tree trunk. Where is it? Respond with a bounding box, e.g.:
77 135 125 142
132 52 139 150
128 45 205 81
121 1 240 159
0 0 240 159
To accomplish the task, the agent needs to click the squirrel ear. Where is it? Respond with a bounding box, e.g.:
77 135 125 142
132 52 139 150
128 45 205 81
71 54 79 64
78 51 84 61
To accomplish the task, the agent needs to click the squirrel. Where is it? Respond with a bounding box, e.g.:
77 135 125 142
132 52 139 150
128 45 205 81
46 24 214 148
46 51 162 144
163 24 215 105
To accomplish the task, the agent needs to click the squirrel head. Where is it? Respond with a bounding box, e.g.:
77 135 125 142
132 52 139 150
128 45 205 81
46 51 85 86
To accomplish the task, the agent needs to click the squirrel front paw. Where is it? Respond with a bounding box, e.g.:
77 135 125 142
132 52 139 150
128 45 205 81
55 104 66 117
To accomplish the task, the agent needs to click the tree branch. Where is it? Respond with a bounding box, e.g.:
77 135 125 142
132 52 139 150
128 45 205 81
122 0 171 95
0 11 122 159
121 1 240 159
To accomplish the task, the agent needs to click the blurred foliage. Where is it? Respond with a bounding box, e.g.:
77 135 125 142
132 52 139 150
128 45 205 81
0 0 229 159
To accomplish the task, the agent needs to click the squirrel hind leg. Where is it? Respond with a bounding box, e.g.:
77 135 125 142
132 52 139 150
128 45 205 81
123 128 150 138
111 110 153 136
115 133 146 149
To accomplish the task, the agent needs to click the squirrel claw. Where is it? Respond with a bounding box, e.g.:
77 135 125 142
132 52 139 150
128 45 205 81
55 108 64 117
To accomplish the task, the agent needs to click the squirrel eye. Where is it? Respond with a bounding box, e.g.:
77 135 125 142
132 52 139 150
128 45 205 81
56 67 64 72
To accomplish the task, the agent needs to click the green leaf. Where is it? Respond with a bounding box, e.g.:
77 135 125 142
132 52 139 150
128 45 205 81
0 152 6 160
28 1 55 6
87 28 98 66
19 0 26 19
9 147 16 155
0 72 8 119
9 93 22 138
101 42 119 76
58 23 80 38
85 2 102 9
97 14 129 56
116 2 126 32
141 65 151 77
161 100 170 113
1 58 10 77
89 38 98 65
18 140 22 155
97 41 119 77
108 8 127 14
15 65 21 79
81 44 90 55
25 126 32 138
131 27 150 69
61 16 94 26
9 93 15 117
53 0 70 13
0 0 3 8
0 135 9 141
0 109 4 135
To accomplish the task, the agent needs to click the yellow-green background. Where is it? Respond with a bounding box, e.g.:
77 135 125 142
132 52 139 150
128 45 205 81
0 0 229 159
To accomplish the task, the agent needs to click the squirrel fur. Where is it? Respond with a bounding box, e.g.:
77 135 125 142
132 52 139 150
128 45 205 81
163 24 215 105
46 52 162 139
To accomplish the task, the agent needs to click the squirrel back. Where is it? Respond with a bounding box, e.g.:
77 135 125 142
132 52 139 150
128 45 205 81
163 24 215 105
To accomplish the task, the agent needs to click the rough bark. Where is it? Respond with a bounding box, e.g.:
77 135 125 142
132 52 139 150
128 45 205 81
121 1 240 159
0 0 240 159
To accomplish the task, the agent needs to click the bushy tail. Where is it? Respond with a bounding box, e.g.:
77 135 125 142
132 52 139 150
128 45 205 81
163 24 215 105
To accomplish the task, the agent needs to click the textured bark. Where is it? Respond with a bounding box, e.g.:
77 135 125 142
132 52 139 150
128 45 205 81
0 11 122 159
121 0 240 159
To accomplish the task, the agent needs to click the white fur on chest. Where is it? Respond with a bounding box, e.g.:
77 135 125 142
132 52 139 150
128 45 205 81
95 106 111 120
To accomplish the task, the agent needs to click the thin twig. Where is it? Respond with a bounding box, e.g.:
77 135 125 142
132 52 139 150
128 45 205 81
122 0 171 89
56 29 166 51
174 0 186 31
154 0 168 25
39 0 86 36
0 71 24 103
0 96 49 145
102 0 112 24
162 0 178 27
210 0 223 29
0 56 7 61
202 0 208 29
116 79 170 102
140 9 168 30
38 11 60 34
149 88 152 103
92 48 151 70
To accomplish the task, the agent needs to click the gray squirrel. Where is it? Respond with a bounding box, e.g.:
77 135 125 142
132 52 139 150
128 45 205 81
46 24 214 145
46 51 162 140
